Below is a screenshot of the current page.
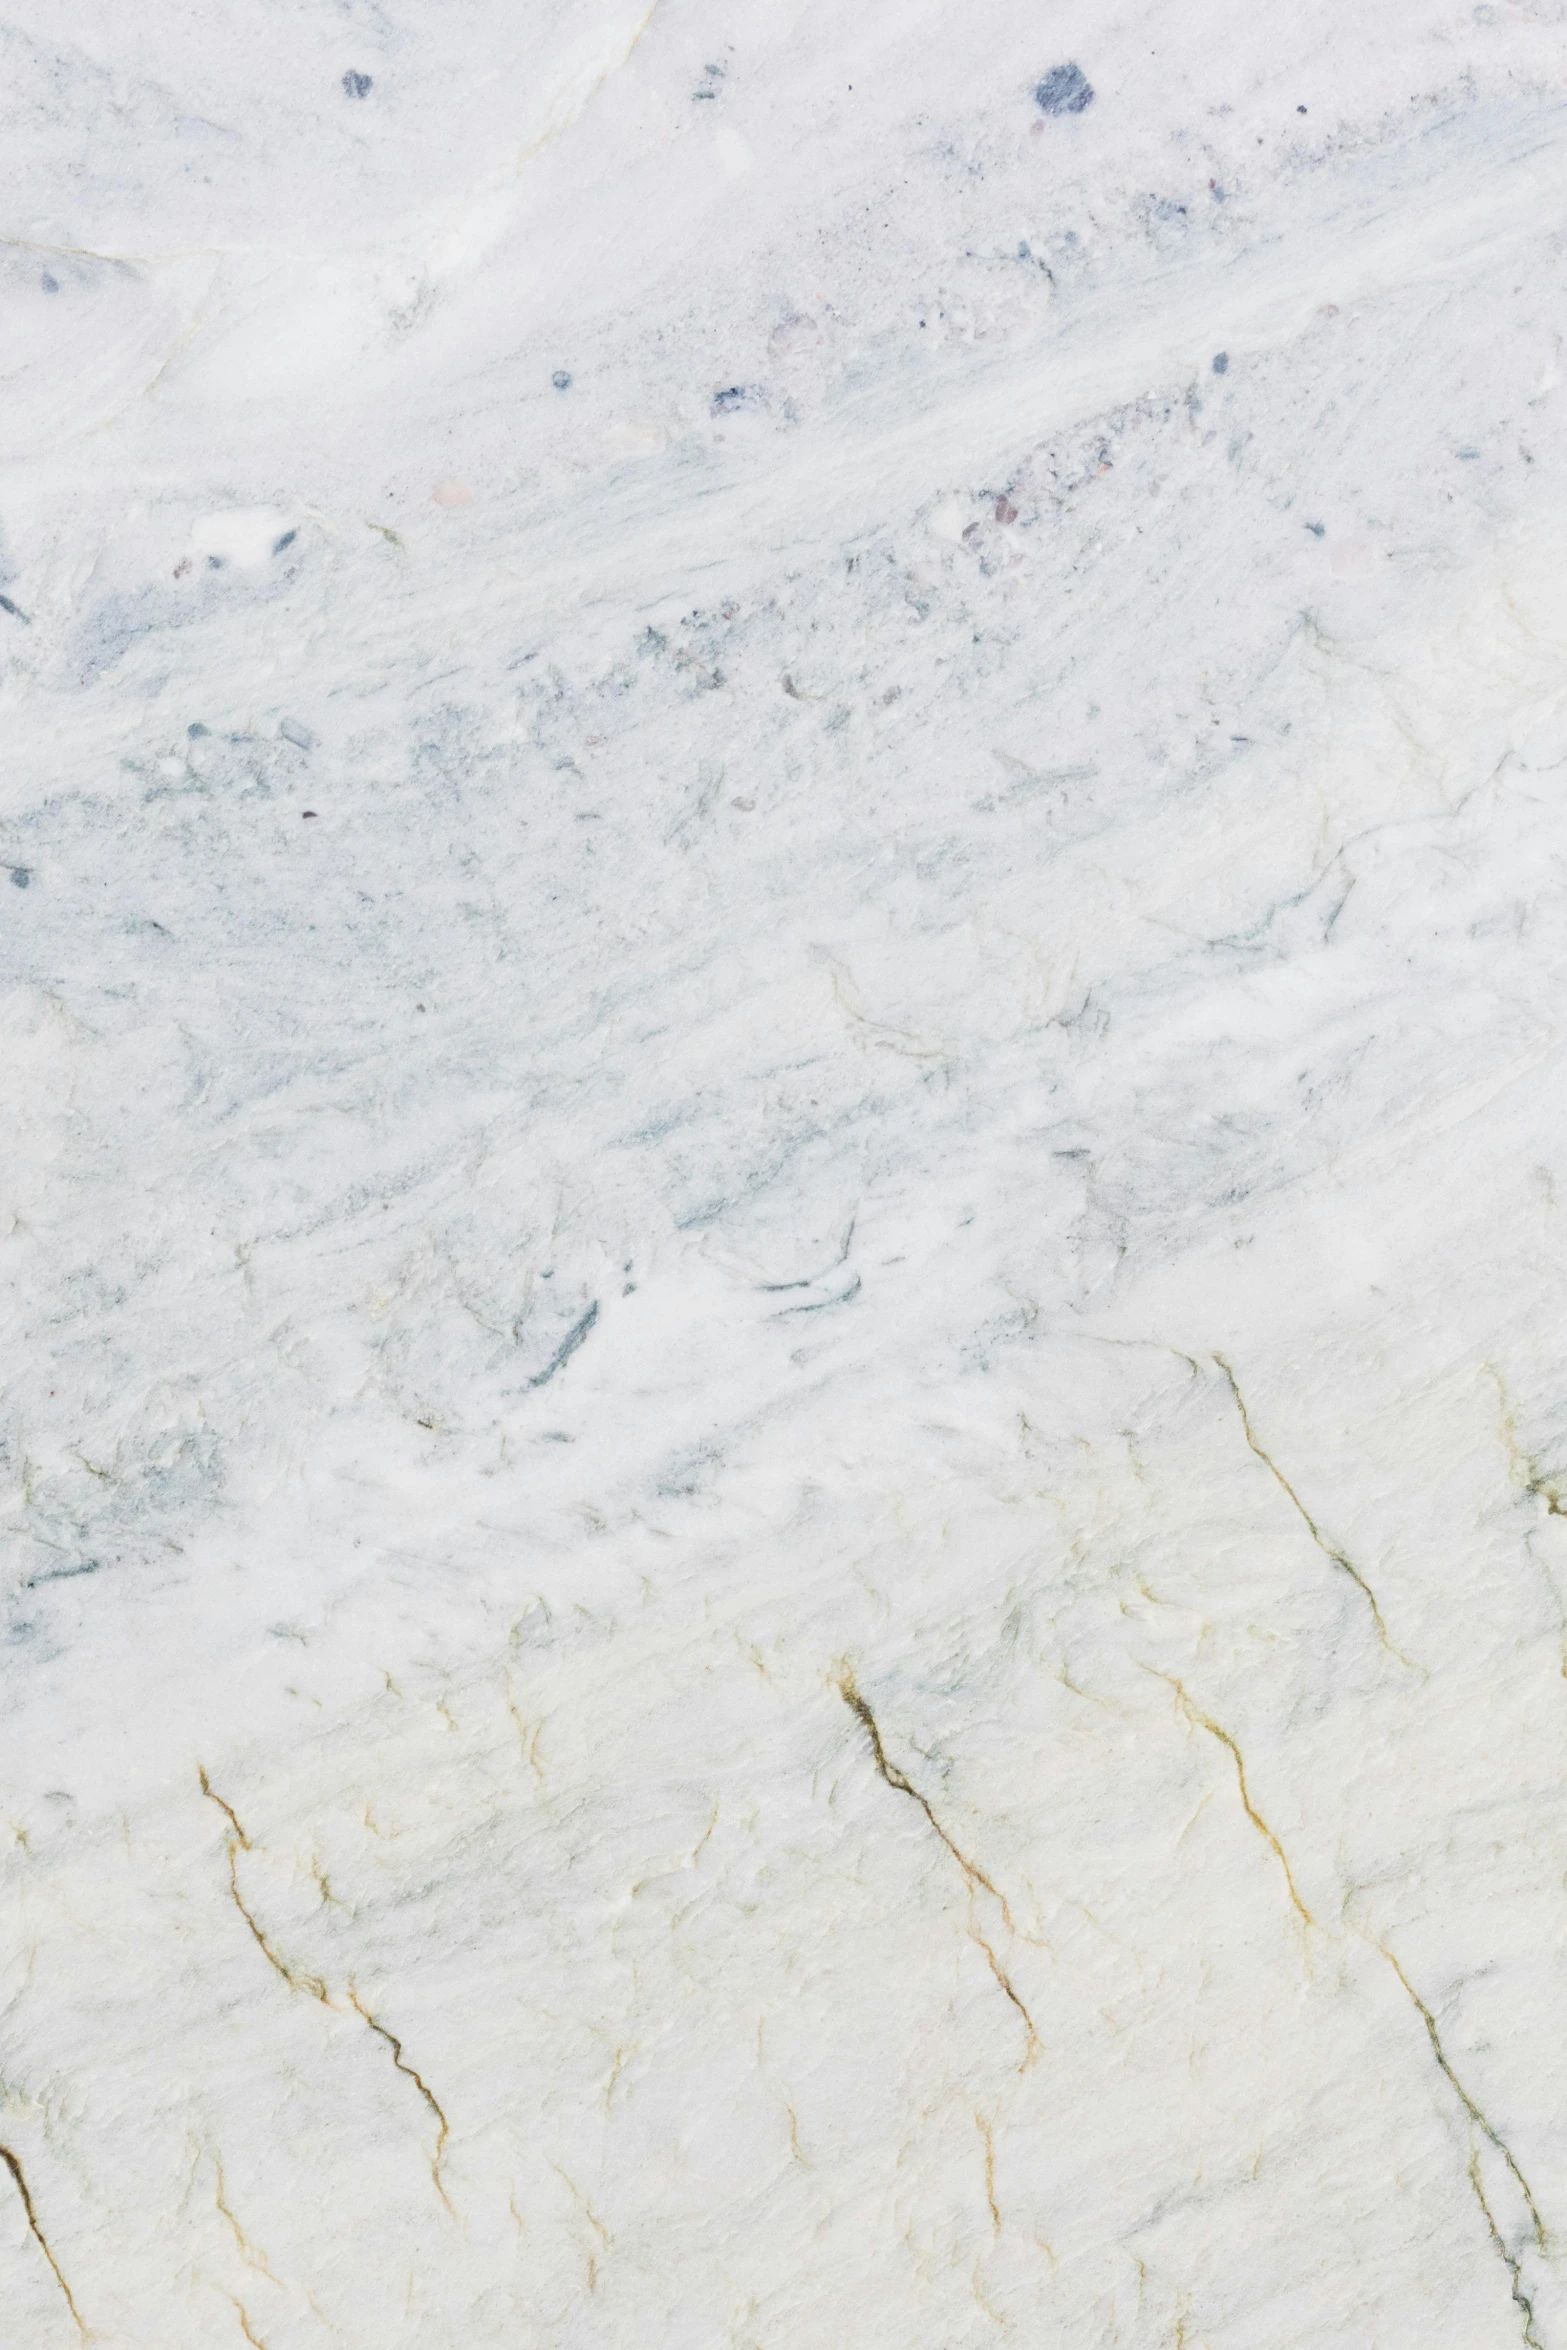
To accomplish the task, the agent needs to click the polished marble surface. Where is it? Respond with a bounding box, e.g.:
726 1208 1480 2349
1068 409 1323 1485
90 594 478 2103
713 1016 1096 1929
5 4 1567 2344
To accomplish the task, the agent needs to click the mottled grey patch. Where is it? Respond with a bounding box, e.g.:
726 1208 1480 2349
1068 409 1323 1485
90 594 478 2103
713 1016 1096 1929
1035 63 1093 116
342 70 373 98
75 587 205 683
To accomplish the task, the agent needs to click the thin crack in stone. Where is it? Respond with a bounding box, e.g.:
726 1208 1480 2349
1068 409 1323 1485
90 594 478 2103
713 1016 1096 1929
347 1984 454 2213
214 2155 280 2283
216 1833 333 2007
1487 1363 1567 1519
200 1771 454 2210
1377 1939 1545 2345
1470 2151 1545 2350
1150 1671 1315 1930
0 2144 85 2337
837 1671 1016 1924
968 1927 1041 2064
976 2110 1002 2235
199 1763 253 1849
1213 1353 1406 1661
227 2291 268 2350
837 1669 1040 2066
1483 1365 1567 1678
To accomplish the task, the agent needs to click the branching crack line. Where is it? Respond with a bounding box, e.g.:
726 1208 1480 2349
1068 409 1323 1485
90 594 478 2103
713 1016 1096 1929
1376 1940 1545 2346
0 2144 85 2336
199 1770 453 2212
1148 1671 1315 1931
214 2156 280 2283
1472 2153 1545 2350
201 1768 329 2003
1487 1364 1567 1519
347 1985 453 2213
1213 1353 1407 1662
837 1670 1039 2067
1484 1365 1567 1679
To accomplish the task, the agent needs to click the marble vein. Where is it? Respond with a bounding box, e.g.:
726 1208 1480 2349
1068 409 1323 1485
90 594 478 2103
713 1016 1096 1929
4 2 1567 2344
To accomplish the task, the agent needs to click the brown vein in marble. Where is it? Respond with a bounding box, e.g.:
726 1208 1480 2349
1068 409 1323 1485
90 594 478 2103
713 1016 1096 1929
199 1769 453 2212
0 2143 85 2336
1149 1654 1541 2343
198 1764 252 1850
214 1822 332 2008
1488 1363 1567 1520
837 1671 1039 2067
838 1673 1015 1924
504 1674 546 1785
214 2157 280 2284
1213 1353 1403 1660
1484 1365 1567 1678
976 2111 1001 2235
1376 1940 1544 2347
1471 2152 1544 2350
226 2292 268 2350
347 1985 453 2213
1150 1672 1314 1930
550 2160 609 2292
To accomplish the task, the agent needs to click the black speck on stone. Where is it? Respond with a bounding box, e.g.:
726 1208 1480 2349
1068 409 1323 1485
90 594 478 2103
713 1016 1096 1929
40 273 58 293
272 529 297 554
1297 104 1307 114
712 386 748 414
1305 521 1325 537
1035 63 1094 116
10 867 30 889
342 70 373 99
187 722 209 738
552 370 572 390
1212 351 1229 374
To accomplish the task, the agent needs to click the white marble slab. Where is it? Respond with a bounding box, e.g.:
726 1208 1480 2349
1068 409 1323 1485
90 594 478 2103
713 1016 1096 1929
4 3 1567 2343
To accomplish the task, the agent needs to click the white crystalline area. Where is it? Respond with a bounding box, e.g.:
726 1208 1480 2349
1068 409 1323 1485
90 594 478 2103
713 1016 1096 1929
3 3 1567 2345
